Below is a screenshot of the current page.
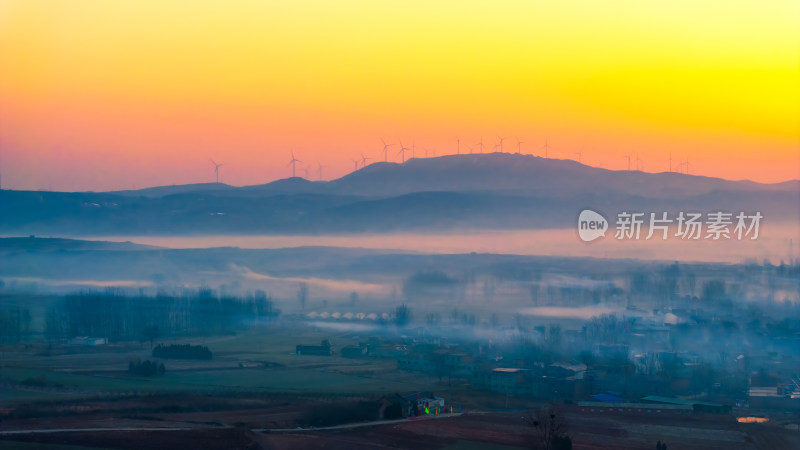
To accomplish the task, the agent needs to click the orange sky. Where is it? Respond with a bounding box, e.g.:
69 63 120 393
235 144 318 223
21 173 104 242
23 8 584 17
0 0 798 191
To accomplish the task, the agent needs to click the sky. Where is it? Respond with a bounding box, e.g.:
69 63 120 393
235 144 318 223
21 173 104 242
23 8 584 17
0 0 798 191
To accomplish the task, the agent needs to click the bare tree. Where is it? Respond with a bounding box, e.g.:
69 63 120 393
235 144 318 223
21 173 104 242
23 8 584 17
522 404 571 450
297 282 308 311
143 325 160 350
395 303 412 327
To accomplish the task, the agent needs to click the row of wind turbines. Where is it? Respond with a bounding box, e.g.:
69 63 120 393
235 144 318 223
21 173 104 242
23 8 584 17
387 137 538 163
209 137 693 183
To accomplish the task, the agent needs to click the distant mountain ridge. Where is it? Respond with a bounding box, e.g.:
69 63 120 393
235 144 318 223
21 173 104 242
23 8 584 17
107 153 797 199
1 154 797 235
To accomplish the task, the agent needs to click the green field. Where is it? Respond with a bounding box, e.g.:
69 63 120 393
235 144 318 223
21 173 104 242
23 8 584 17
0 322 442 404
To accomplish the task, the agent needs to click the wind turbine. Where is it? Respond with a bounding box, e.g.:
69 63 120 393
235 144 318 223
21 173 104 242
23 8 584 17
668 153 673 172
381 139 394 162
317 162 325 181
542 139 551 158
574 152 582 163
351 158 360 172
360 152 371 168
516 139 523 154
411 142 416 159
497 136 507 153
287 151 301 177
456 138 460 155
477 138 484 153
623 155 631 171
397 141 409 163
210 159 224 184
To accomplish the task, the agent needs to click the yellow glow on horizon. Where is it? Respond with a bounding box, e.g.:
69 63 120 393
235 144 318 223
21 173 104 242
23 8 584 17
0 0 797 190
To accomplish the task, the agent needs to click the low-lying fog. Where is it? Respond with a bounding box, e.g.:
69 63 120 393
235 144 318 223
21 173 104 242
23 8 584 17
67 225 798 263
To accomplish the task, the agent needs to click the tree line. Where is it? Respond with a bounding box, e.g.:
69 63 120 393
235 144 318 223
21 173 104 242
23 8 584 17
128 358 166 376
153 343 213 360
45 287 279 342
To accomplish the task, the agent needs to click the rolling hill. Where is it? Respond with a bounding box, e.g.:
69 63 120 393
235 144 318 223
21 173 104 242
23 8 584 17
0 154 796 235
